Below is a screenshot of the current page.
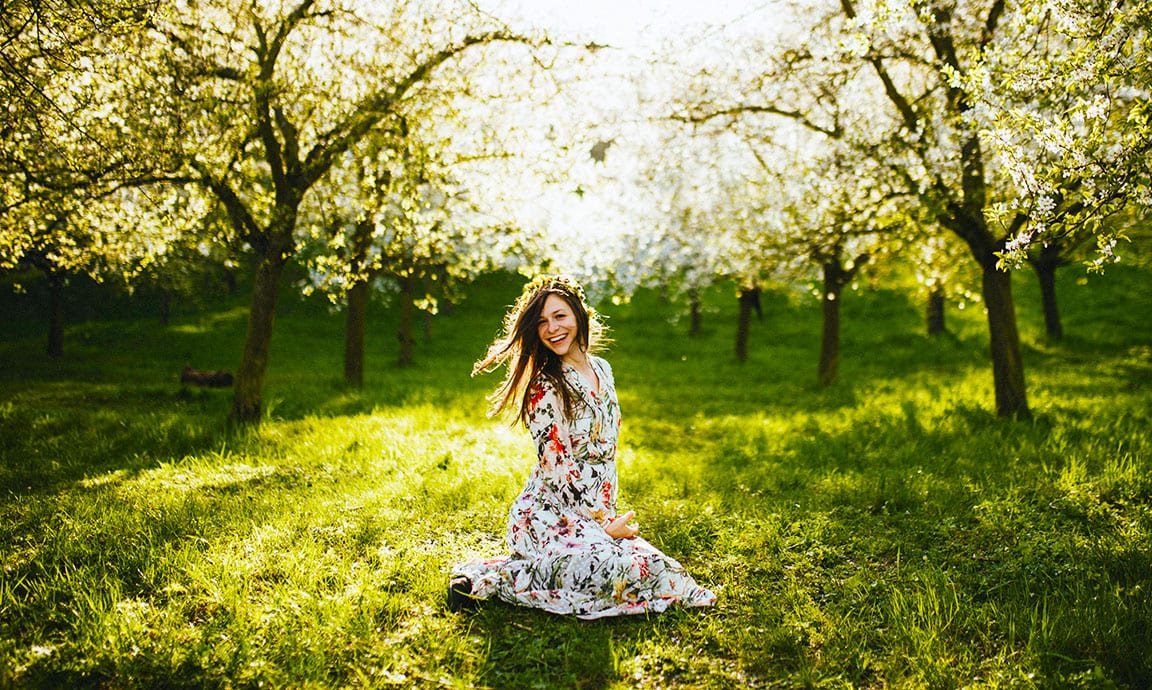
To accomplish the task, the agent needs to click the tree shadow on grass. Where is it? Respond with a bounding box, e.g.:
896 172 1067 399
0 383 233 493
458 600 744 689
677 400 1152 687
463 606 624 689
0 455 328 663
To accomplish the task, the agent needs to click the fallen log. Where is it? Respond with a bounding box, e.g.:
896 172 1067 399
180 365 234 388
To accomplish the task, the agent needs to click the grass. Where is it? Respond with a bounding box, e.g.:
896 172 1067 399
1 264 1150 688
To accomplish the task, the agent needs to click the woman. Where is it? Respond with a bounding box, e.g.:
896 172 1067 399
449 275 716 619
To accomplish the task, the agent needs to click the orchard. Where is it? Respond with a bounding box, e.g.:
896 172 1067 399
2 1 1149 687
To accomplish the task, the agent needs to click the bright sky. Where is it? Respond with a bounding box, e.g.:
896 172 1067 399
490 0 777 50
471 0 787 265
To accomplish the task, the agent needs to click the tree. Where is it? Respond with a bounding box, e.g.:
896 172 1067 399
744 146 898 383
0 1 227 350
303 130 543 378
782 158 889 386
596 126 731 337
607 224 722 336
833 0 1036 414
126 0 536 424
628 122 783 357
129 210 242 328
908 232 980 337
1027 237 1074 339
0 0 160 193
671 39 909 378
954 0 1152 340
973 0 1152 269
1 181 212 356
680 0 1042 416
297 44 562 383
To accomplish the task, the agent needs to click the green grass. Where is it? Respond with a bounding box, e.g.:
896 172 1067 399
1 265 1150 688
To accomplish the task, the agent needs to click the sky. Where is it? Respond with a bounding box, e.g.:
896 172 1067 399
468 1 787 262
489 0 778 51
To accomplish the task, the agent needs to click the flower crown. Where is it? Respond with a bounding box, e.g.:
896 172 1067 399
515 274 601 323
520 274 589 306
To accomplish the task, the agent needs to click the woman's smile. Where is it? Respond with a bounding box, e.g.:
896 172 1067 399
539 294 576 358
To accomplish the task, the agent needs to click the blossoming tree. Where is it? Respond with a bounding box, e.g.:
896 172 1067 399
972 0 1151 270
114 0 539 424
677 0 1115 416
300 120 549 380
1 1 201 355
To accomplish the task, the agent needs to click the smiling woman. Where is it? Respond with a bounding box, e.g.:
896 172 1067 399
448 274 716 619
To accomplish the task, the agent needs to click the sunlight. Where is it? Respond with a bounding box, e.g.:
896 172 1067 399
168 306 250 334
488 0 778 50
468 1 791 271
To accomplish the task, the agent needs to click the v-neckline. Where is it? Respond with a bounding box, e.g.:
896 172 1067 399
565 358 601 398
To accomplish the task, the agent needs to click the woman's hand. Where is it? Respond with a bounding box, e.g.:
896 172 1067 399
605 510 638 539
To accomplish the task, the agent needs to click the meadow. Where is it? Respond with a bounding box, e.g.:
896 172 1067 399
1 263 1150 689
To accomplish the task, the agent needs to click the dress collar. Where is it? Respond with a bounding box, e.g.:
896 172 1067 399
562 357 602 400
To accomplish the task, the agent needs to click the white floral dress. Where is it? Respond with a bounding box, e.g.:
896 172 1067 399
453 356 716 619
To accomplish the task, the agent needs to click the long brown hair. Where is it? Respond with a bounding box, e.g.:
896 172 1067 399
473 275 607 426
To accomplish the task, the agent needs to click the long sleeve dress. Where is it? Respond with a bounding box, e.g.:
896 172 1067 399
452 355 716 619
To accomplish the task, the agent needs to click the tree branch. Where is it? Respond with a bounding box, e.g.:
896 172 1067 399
301 31 530 186
192 160 263 251
672 104 843 139
267 0 319 76
840 0 920 133
274 105 300 178
984 0 1007 46
923 4 968 111
249 0 317 194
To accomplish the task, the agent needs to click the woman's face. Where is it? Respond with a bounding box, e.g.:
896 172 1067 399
537 293 580 361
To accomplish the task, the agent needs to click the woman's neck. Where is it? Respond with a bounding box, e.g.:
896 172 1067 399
562 351 589 368
562 351 599 394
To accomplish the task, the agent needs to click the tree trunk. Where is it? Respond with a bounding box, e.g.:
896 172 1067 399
1031 245 1064 340
421 274 435 343
818 263 842 387
343 219 374 387
397 274 416 367
926 284 946 336
344 279 368 387
689 288 702 337
46 273 64 359
734 287 757 362
943 128 1031 418
980 264 1031 418
1034 262 1062 339
229 254 287 426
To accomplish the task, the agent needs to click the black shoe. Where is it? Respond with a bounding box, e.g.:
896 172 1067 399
447 576 478 612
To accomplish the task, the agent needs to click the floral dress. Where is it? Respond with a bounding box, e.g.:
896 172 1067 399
453 356 716 619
